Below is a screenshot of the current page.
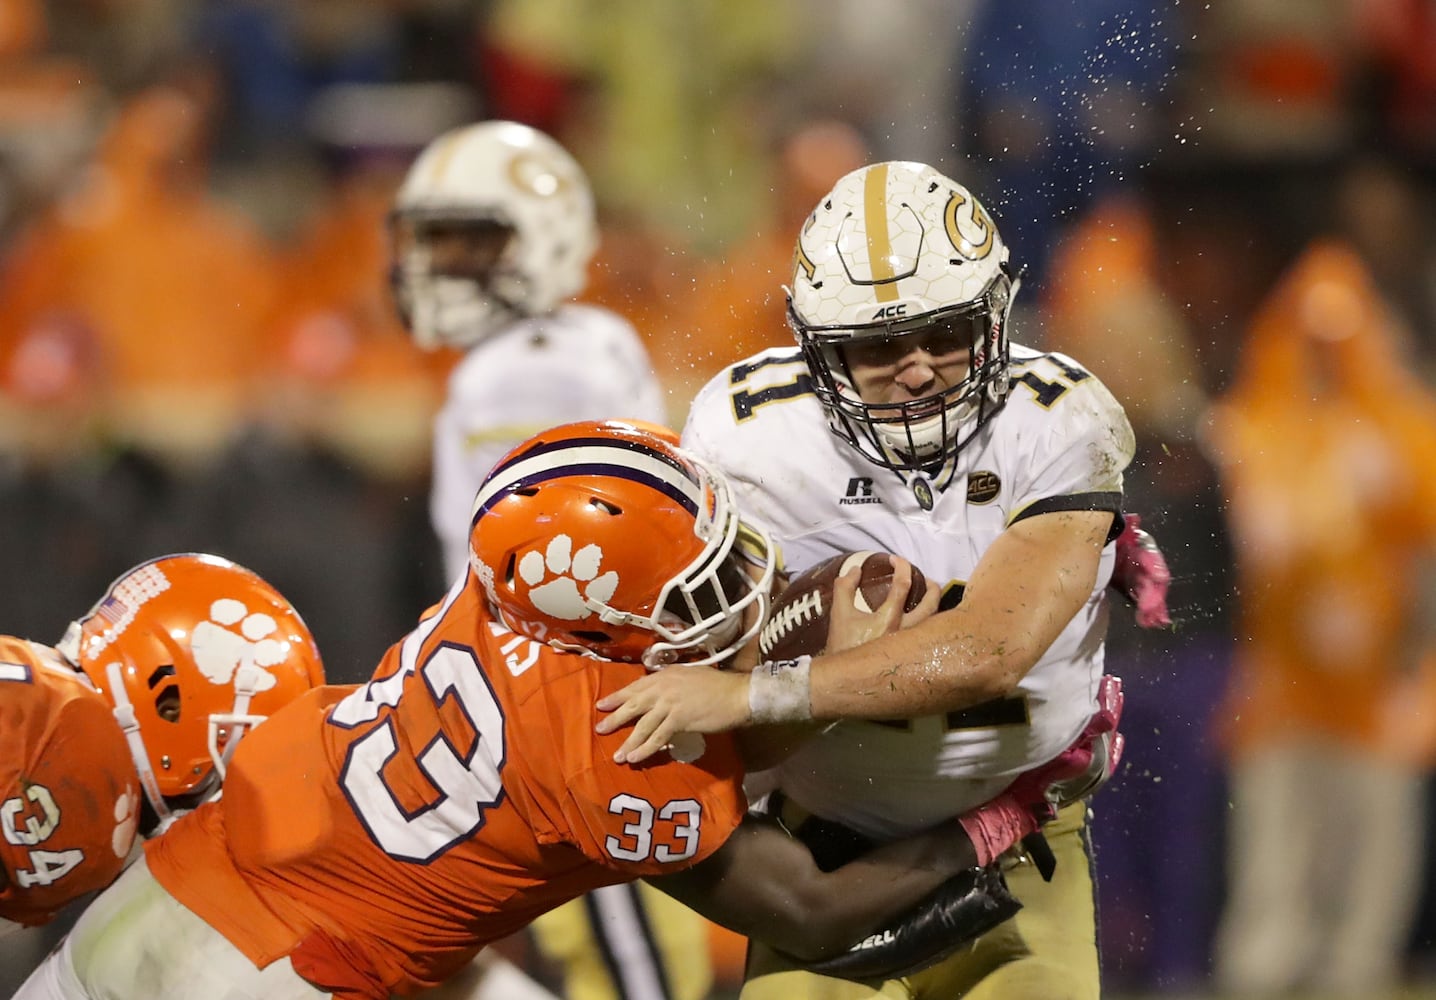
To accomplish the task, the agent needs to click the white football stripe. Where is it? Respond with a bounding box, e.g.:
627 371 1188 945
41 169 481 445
844 552 875 613
471 443 700 519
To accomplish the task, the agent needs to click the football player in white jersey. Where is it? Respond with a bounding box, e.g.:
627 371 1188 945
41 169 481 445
596 161 1138 999
389 122 702 1000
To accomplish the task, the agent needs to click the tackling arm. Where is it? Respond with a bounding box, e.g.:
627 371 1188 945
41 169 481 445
647 812 982 963
643 672 1124 975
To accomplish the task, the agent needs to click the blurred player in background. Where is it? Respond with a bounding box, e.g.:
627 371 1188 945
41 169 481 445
15 420 1028 1000
597 161 1148 999
389 120 699 1000
390 120 669 583
1 553 323 934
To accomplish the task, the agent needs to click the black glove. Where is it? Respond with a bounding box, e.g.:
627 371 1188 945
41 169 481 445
799 865 1021 981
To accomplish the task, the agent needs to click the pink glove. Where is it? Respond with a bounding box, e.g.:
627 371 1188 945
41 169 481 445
958 676 1126 867
1111 513 1171 629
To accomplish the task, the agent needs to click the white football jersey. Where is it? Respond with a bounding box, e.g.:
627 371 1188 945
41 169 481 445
430 303 668 581
682 343 1136 839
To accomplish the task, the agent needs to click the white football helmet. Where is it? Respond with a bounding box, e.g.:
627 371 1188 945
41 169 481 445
390 121 599 350
788 161 1019 472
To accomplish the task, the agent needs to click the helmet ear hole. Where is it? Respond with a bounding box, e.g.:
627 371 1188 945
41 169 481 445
149 663 180 721
571 630 612 644
154 686 181 722
502 553 518 589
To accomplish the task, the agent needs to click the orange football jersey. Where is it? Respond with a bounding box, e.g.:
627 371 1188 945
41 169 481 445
0 636 140 926
147 579 747 998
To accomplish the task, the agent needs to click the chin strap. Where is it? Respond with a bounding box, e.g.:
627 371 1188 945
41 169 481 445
104 660 172 832
211 658 269 781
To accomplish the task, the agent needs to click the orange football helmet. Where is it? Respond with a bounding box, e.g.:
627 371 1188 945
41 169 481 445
469 420 775 668
57 554 324 832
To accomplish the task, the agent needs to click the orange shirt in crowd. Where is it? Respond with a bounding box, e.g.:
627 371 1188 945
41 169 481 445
0 87 276 459
1207 240 1436 756
665 120 870 392
263 167 452 479
1043 195 1205 438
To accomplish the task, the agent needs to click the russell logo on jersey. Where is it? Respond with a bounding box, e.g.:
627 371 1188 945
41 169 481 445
837 471 1002 509
839 477 883 506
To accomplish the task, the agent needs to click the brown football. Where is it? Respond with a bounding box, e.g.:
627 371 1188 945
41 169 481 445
757 551 929 661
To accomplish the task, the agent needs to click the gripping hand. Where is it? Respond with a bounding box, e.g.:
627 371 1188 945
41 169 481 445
958 676 1125 874
1110 513 1171 628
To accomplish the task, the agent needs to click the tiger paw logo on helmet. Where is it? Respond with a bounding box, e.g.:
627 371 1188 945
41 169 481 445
518 535 617 620
111 787 139 858
191 599 288 690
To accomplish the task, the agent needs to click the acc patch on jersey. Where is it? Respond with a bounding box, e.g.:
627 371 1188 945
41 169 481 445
966 471 1001 504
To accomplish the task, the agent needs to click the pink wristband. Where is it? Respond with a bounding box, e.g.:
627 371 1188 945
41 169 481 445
957 795 1035 867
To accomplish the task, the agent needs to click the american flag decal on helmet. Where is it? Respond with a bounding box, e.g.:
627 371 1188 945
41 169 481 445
86 562 172 654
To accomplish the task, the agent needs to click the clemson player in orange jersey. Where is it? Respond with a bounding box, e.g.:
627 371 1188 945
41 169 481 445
0 555 324 936
0 639 139 932
14 420 1026 1000
59 554 326 838
1 552 325 970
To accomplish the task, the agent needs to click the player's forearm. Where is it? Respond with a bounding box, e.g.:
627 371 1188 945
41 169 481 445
769 827 982 959
754 606 1043 724
650 818 978 962
806 611 1029 720
769 818 981 960
759 514 1105 722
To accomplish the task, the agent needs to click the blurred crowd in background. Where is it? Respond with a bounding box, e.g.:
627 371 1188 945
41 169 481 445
3 1 1436 997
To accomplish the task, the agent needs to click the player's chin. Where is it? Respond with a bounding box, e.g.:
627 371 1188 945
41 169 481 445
720 605 769 672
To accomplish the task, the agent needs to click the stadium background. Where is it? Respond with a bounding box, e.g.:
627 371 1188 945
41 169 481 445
2 2 1435 998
